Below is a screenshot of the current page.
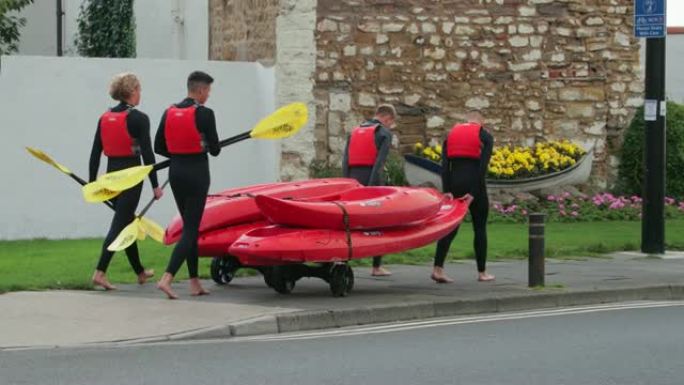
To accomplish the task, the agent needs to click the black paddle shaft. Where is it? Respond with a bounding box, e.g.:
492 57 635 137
152 131 251 171
68 171 115 210
138 179 170 217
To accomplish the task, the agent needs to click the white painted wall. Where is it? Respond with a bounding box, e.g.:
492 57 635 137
0 56 277 240
15 0 208 59
639 33 684 103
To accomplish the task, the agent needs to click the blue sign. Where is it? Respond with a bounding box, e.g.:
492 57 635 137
634 0 666 38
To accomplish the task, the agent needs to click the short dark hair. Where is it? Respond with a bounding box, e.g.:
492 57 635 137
187 71 214 92
374 104 397 120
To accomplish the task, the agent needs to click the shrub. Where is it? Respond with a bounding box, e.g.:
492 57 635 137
0 0 34 55
616 101 684 199
75 0 136 58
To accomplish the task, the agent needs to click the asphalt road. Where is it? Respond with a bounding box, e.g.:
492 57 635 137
2 302 683 385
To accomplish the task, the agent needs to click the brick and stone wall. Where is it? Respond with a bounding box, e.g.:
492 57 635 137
209 0 643 187
209 0 280 64
312 0 642 188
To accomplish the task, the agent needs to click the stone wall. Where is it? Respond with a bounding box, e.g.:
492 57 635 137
209 0 280 64
312 0 643 188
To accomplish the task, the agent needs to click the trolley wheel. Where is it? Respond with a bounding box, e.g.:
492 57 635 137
210 256 240 285
270 265 296 294
329 264 354 297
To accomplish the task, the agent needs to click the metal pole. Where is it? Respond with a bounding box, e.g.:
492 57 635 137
56 0 63 56
528 213 545 287
641 36 666 254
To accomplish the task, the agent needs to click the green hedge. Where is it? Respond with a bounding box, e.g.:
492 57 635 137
616 101 684 199
75 0 136 58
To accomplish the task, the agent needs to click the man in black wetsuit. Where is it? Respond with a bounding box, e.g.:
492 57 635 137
89 72 162 290
431 110 495 284
342 104 396 277
154 71 221 299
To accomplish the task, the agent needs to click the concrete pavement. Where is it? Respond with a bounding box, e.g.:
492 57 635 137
1 252 683 349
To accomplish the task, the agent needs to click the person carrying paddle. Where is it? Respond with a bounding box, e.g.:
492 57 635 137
431 110 494 284
342 104 396 277
89 72 163 290
154 71 220 299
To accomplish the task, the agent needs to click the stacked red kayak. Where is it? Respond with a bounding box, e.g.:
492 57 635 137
163 179 472 296
229 193 471 265
163 178 363 252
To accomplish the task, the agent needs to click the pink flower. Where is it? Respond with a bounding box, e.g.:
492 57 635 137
522 209 528 216
665 197 675 205
547 195 556 202
571 211 579 217
560 210 567 216
562 192 571 199
558 203 565 210
609 200 625 210
571 203 580 209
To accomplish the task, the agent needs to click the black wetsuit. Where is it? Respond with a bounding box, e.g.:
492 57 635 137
342 119 392 268
89 102 159 274
154 98 220 278
434 127 493 272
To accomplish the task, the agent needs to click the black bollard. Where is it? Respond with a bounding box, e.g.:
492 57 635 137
528 213 545 287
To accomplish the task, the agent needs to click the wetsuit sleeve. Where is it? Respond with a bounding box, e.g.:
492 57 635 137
89 119 103 182
197 107 221 157
342 135 350 178
131 112 159 189
154 111 170 158
480 129 494 180
368 127 391 186
441 138 451 192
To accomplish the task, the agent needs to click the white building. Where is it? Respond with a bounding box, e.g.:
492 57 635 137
14 0 208 60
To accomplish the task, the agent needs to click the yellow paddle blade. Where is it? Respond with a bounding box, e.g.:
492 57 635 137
96 165 152 191
107 218 142 252
82 182 121 203
139 216 165 243
26 147 71 174
137 222 147 241
250 102 308 139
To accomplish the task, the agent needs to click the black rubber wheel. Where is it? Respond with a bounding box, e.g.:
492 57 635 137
329 264 354 297
261 267 274 288
270 265 296 294
210 256 240 285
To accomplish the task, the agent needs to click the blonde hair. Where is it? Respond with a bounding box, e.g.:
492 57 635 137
109 72 140 102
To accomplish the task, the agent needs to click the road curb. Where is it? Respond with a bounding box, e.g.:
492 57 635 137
165 284 684 341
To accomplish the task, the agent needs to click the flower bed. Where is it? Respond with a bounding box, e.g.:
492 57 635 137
414 140 586 180
487 193 684 224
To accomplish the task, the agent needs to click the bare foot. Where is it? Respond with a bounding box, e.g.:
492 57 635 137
478 272 495 282
92 270 117 290
371 266 392 277
137 269 155 285
430 267 454 284
189 278 210 296
156 273 178 299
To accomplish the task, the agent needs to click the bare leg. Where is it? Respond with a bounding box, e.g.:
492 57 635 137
137 269 155 285
430 266 454 284
156 272 179 299
189 277 210 296
92 270 117 290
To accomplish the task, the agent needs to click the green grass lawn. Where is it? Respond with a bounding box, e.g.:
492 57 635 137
1 219 683 293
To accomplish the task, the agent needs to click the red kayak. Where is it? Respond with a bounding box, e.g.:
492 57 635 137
164 178 361 244
197 221 268 256
255 186 443 230
229 194 472 265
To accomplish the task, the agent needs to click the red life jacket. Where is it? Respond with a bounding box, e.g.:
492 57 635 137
348 124 379 167
164 105 204 154
100 110 136 157
446 122 482 159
